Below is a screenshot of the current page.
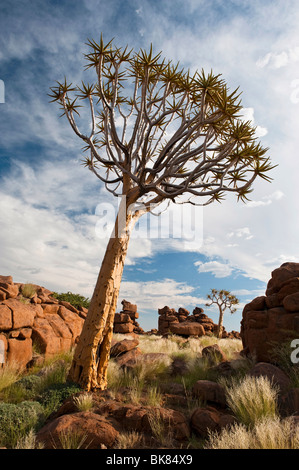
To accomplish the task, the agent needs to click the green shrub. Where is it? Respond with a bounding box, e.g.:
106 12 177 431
38 382 81 417
0 401 44 448
52 291 90 309
3 374 43 403
37 361 69 391
175 357 211 389
16 375 43 396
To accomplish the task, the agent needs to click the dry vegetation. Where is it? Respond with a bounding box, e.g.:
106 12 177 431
0 333 298 449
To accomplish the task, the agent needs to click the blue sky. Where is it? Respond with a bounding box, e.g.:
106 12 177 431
1 0 299 332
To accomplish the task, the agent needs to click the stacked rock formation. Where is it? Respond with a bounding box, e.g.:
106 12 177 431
241 262 299 362
158 306 215 337
158 305 240 338
113 299 144 335
0 275 86 368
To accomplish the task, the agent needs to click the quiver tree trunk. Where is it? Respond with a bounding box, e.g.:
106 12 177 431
68 199 138 391
217 307 224 338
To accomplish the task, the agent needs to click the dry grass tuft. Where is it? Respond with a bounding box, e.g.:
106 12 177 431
206 416 299 449
221 375 279 427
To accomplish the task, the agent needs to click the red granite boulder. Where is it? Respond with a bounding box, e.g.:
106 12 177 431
241 263 299 362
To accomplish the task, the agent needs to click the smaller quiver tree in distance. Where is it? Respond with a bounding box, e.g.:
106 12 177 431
206 288 239 338
49 35 274 391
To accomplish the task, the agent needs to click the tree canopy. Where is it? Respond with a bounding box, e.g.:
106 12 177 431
49 35 275 390
49 35 275 216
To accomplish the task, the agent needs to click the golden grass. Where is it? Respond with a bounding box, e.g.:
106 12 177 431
115 431 143 449
73 393 93 412
221 375 279 427
206 417 299 449
0 362 22 394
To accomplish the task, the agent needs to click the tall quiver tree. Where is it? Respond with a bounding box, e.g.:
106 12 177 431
49 35 274 391
206 289 239 338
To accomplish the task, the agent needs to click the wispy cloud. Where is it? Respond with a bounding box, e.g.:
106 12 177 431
118 278 207 313
194 260 234 278
256 47 299 69
246 190 285 208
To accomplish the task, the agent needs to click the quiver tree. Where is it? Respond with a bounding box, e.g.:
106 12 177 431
49 35 274 390
206 289 239 338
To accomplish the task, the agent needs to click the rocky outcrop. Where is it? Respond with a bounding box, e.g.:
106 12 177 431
158 306 214 337
0 275 86 368
94 402 191 443
110 336 142 367
192 380 227 408
158 305 240 339
241 262 299 362
190 407 236 439
0 277 146 368
113 300 144 335
36 411 119 449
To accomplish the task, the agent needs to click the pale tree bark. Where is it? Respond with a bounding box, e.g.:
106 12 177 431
68 198 139 391
217 306 224 339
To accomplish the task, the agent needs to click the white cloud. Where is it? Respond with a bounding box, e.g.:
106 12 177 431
246 190 285 208
256 47 299 69
0 192 102 295
0 159 154 295
194 260 233 278
239 107 268 138
227 227 253 240
118 278 207 313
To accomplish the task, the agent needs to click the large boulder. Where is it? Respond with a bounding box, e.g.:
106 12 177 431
7 337 32 368
192 380 227 407
0 276 87 368
97 402 190 442
110 337 139 357
36 411 119 449
241 262 299 362
248 362 291 394
190 407 236 439
202 344 228 364
169 321 205 337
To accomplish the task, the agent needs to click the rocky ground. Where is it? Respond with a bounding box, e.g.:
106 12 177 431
0 332 298 449
1 262 299 449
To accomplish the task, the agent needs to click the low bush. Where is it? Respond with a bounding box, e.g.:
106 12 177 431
0 401 44 448
38 382 81 417
5 375 43 403
52 291 90 309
